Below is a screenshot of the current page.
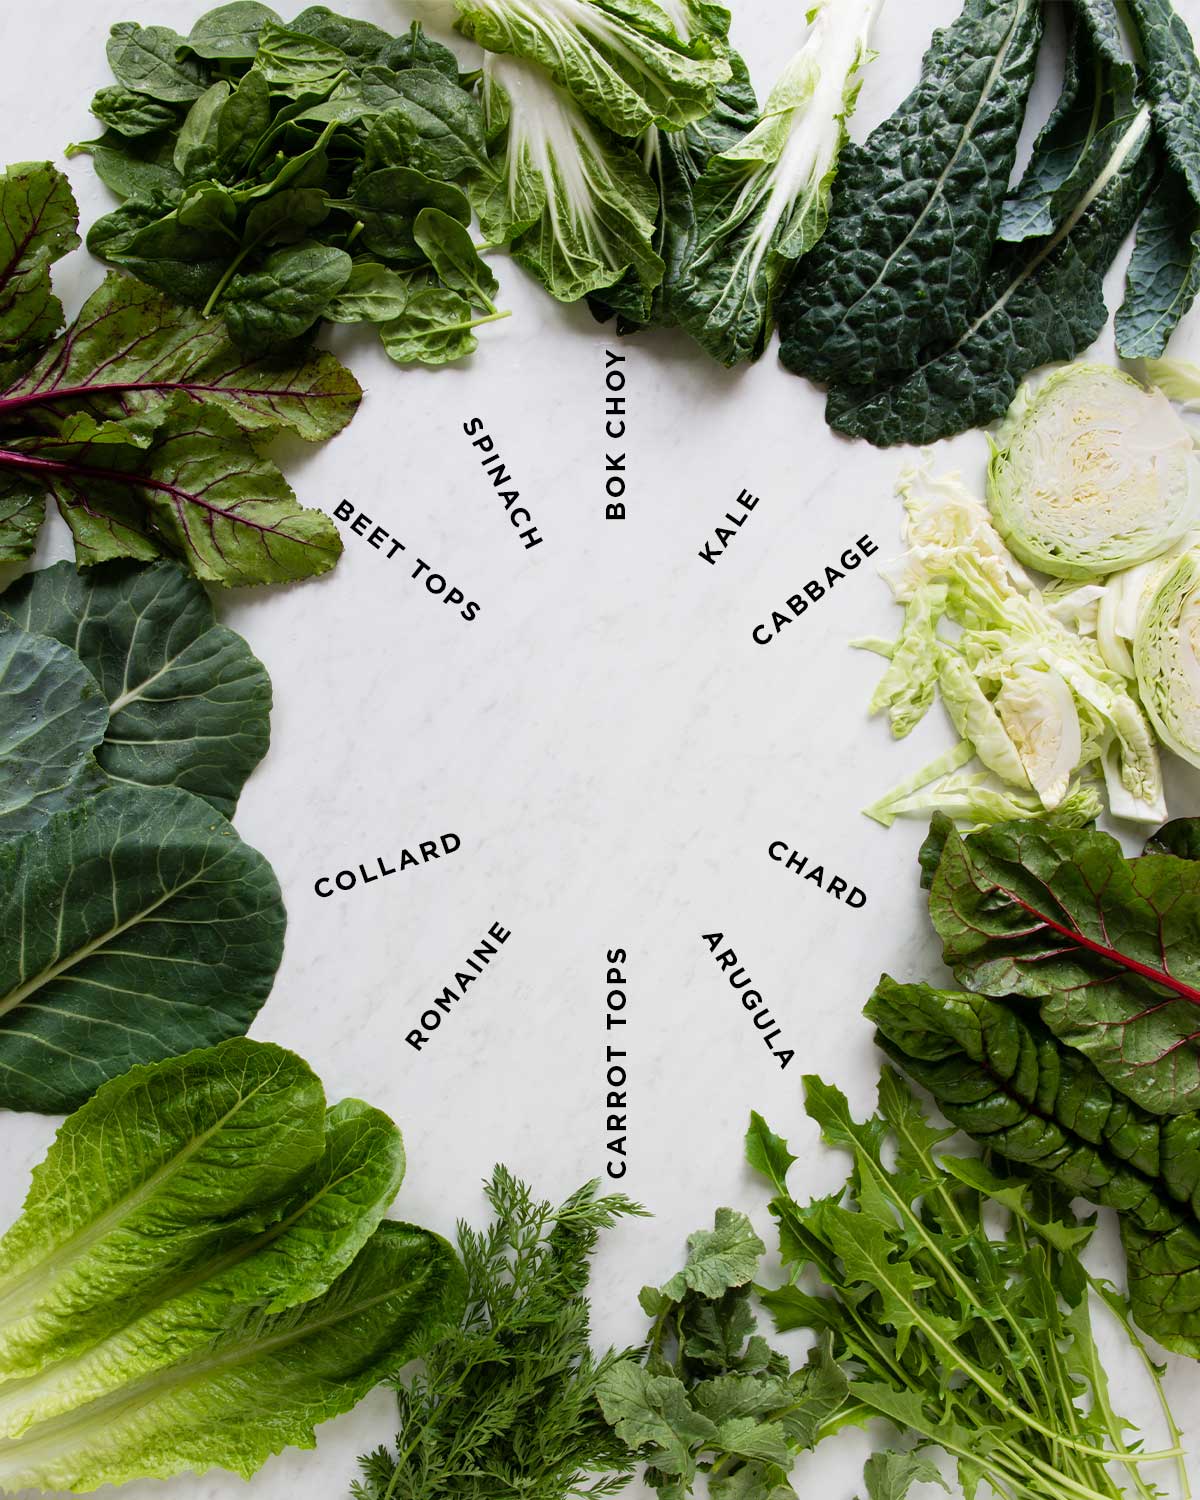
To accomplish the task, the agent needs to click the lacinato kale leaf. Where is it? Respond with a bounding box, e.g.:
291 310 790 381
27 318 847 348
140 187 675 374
78 6 509 365
778 0 1044 388
0 163 358 586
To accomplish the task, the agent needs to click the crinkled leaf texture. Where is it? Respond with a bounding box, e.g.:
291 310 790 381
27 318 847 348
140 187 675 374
1118 0 1200 356
0 560 271 818
473 54 663 304
778 0 1044 386
928 818 1200 1115
0 620 107 833
868 978 1200 1356
0 785 285 1111
453 0 732 136
0 1037 464 1490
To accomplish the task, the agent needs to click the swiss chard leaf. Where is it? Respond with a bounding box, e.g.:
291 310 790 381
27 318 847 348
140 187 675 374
0 785 286 1111
0 560 271 818
824 104 1156 445
927 818 1200 1114
0 621 107 834
778 0 1044 386
1118 0 1200 356
868 977 1200 1356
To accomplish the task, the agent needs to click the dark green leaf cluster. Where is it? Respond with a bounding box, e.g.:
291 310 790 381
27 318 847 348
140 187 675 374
0 160 359 585
0 560 288 1112
750 1075 1187 1499
871 810 1200 1356
78 5 507 365
353 1167 646 1500
598 1207 848 1499
778 0 1200 445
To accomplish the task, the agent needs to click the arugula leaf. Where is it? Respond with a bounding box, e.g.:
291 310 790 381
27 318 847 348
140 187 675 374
928 817 1200 1114
1118 0 1200 356
0 785 285 1112
453 0 732 136
779 0 1044 387
868 977 1200 1356
1 561 271 818
0 621 107 833
824 102 1155 445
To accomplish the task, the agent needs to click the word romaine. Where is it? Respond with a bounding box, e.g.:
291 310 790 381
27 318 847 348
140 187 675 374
672 0 882 365
987 364 1200 579
0 1038 462 1490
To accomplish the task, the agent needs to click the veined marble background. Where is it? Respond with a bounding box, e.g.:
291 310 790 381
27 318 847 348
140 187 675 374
2 0 1200 1494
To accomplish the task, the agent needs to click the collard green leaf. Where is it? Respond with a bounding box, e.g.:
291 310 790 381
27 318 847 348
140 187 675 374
868 978 1200 1356
3 272 360 442
185 2 281 61
224 242 352 352
1119 0 1200 356
779 0 1044 386
0 621 107 834
0 560 271 819
824 105 1156 445
16 399 343 586
928 818 1200 1114
0 785 286 1111
453 0 732 136
0 164 79 383
106 22 207 104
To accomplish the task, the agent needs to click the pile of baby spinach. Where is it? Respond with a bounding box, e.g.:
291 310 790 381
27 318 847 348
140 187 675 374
76 4 509 364
0 161 357 585
0 560 287 1112
869 810 1200 1359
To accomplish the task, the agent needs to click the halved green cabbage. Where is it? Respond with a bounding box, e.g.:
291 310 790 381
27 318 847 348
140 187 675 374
1135 548 1200 769
988 364 1200 579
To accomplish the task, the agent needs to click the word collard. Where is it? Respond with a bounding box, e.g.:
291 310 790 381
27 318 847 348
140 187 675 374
462 418 543 549
768 841 866 907
701 933 794 1069
314 835 462 898
605 947 629 1180
406 921 513 1050
604 350 628 521
752 534 878 643
334 502 481 621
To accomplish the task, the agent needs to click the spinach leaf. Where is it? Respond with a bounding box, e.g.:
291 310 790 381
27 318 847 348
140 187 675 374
379 284 498 366
0 621 107 833
184 1 281 61
88 85 180 140
1 561 271 818
223 241 351 350
413 206 499 309
824 103 1155 445
325 261 412 322
1118 0 1200 356
868 978 1200 1356
779 0 1044 387
107 22 207 103
0 785 285 1111
927 817 1200 1114
335 168 472 262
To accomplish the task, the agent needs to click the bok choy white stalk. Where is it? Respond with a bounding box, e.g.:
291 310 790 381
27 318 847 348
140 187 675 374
674 0 884 364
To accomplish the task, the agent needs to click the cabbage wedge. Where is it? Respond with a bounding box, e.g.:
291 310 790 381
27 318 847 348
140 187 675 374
1135 547 1200 769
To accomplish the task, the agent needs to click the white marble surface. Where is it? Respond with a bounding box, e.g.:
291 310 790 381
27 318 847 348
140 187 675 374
2 0 1200 1495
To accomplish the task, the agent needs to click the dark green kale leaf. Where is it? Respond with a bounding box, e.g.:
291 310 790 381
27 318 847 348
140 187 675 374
1118 0 1200 356
778 0 1044 387
824 102 1155 445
